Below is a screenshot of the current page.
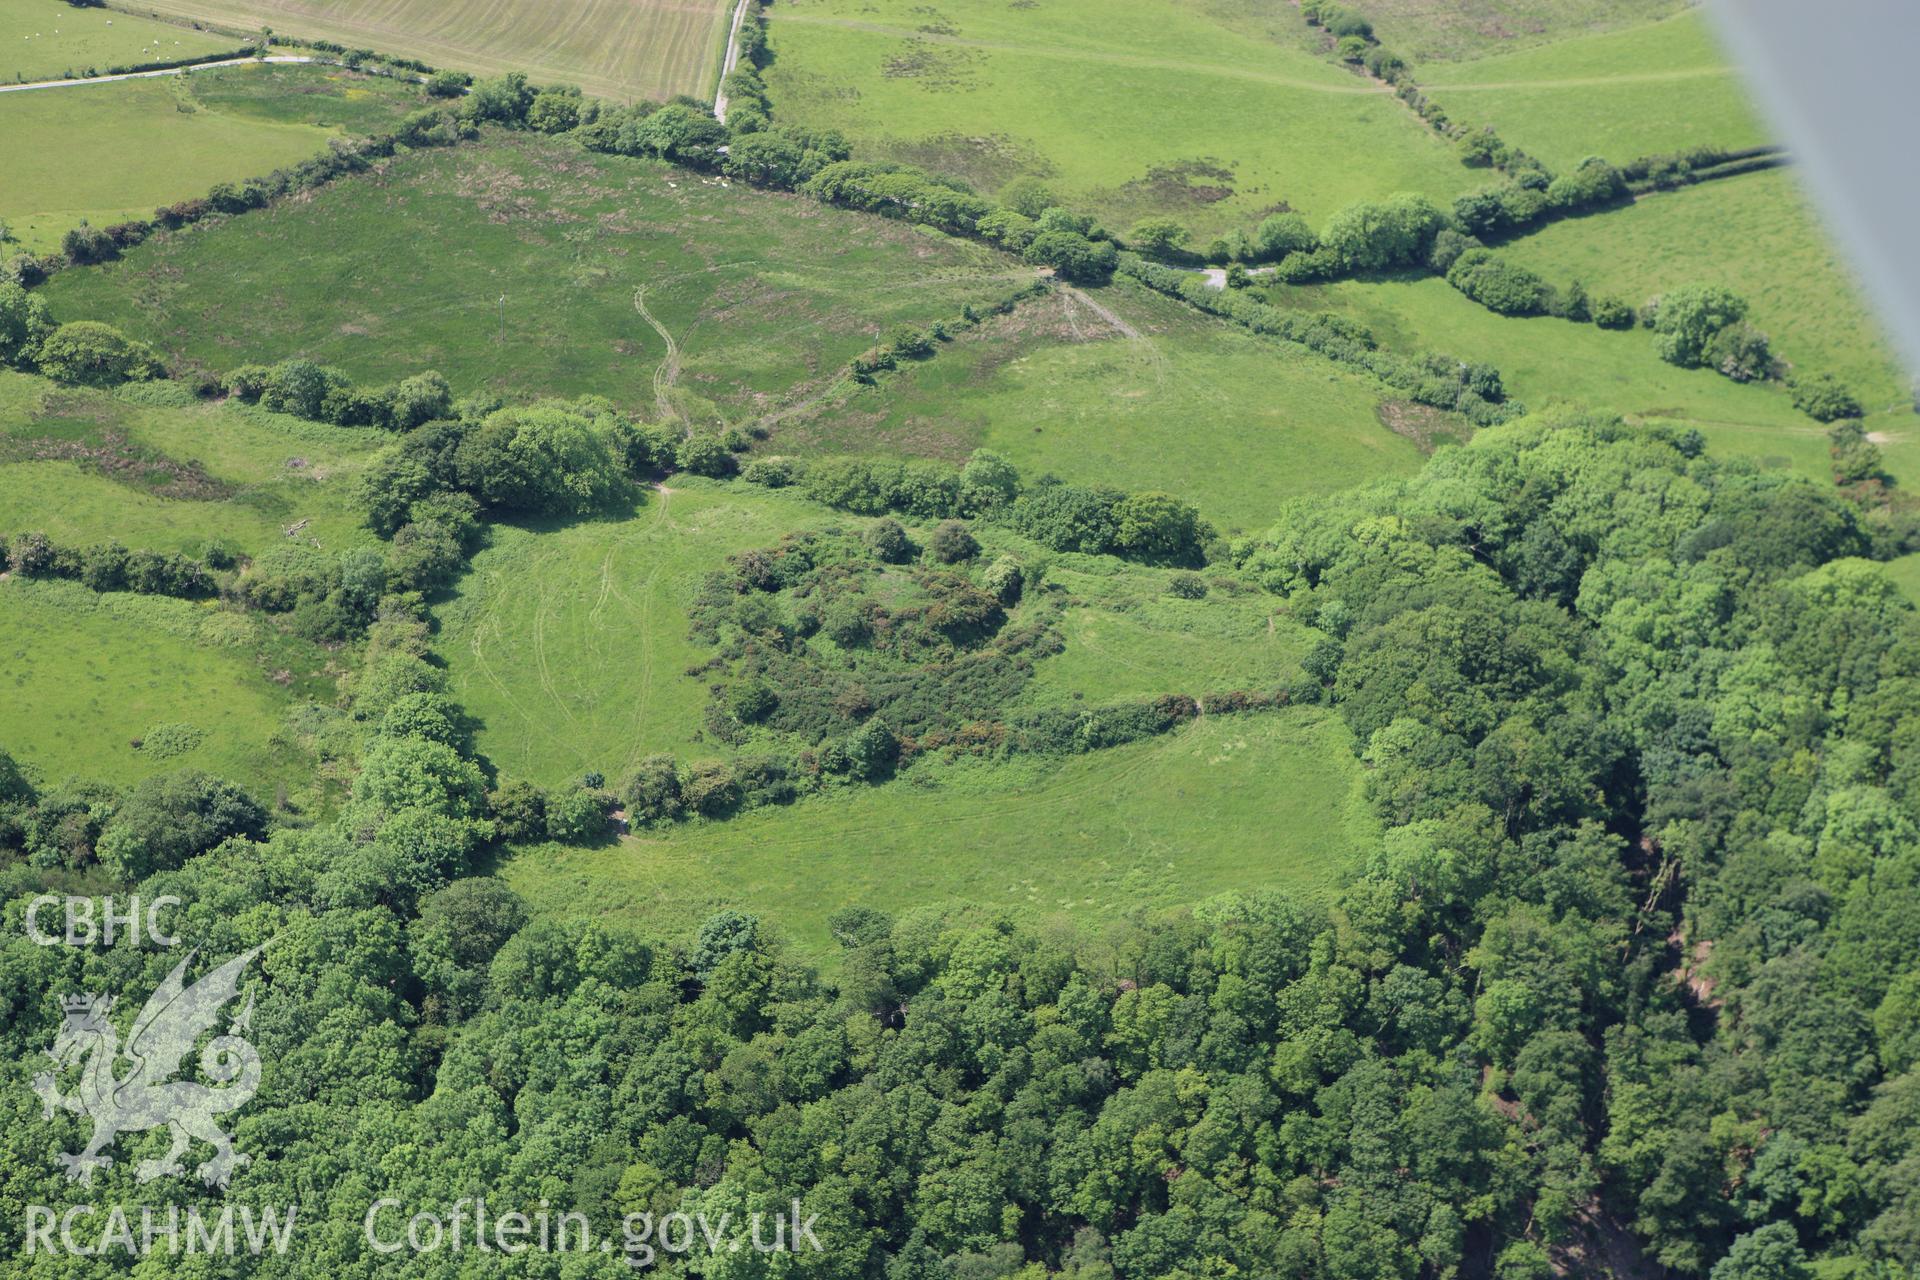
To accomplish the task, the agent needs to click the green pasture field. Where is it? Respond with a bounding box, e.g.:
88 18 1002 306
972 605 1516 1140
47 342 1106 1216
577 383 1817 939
1015 555 1316 708
0 372 383 559
1499 168 1914 419
1355 0 1687 63
501 707 1374 960
0 578 315 794
1249 273 1890 484
121 0 733 100
40 131 1033 419
768 279 1430 533
0 0 236 83
1886 553 1920 608
761 0 1475 238
436 477 1325 789
1417 10 1766 169
0 63 424 253
434 481 833 790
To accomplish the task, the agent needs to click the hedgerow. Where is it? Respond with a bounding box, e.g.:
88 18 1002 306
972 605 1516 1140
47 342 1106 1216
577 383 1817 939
0 531 215 599
1118 254 1521 425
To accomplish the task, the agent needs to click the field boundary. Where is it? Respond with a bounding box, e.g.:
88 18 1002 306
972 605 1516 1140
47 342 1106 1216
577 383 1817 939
0 54 311 95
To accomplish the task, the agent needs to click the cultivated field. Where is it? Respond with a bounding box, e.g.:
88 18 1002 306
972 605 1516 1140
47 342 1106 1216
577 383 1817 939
761 0 1474 237
1418 10 1766 169
768 279 1430 532
123 0 734 100
1357 0 1688 63
505 708 1373 960
40 132 1033 418
0 0 236 83
0 62 423 252
1499 168 1912 418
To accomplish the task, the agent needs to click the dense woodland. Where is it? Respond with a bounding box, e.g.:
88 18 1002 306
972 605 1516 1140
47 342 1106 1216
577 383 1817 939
4 411 1919 1278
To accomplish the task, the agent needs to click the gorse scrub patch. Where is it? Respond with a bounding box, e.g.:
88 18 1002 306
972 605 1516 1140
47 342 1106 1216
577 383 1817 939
686 526 1057 751
136 722 204 758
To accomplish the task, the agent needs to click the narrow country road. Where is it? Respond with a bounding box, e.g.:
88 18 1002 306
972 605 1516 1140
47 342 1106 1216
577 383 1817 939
711 0 752 121
0 55 314 94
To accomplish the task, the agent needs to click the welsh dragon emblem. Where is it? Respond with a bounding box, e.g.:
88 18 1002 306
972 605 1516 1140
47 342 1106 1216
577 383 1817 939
33 947 264 1188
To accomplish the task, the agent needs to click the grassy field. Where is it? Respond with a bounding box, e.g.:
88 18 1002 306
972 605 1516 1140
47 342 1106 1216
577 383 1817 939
1500 168 1913 419
1249 273 1892 484
0 62 425 253
1014 553 1314 707
0 0 237 83
0 372 383 559
762 0 1475 238
435 482 835 789
437 477 1325 787
768 279 1430 533
502 707 1374 960
41 131 1032 418
1418 10 1765 169
0 372 369 799
1357 0 1687 63
120 0 733 100
0 578 317 793
1886 554 1920 609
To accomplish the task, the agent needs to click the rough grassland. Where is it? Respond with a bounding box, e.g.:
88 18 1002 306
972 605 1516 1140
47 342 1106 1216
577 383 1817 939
768 280 1429 532
1356 0 1687 63
0 0 235 83
0 579 314 794
121 0 733 100
762 0 1475 237
0 62 425 253
180 59 433 132
0 372 370 797
1014 554 1315 707
0 372 383 559
503 708 1375 961
1500 169 1913 417
1419 10 1765 170
41 132 1032 419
